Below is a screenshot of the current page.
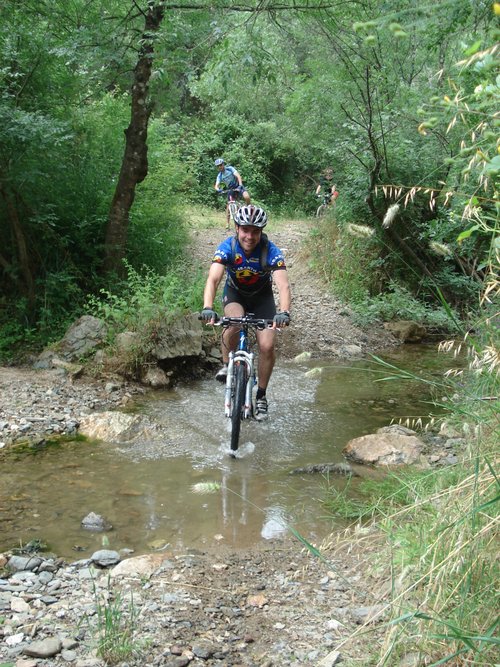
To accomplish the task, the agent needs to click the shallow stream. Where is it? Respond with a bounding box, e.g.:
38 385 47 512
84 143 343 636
1 344 453 560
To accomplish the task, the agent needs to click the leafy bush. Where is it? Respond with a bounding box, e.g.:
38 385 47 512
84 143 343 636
351 281 461 331
86 261 204 344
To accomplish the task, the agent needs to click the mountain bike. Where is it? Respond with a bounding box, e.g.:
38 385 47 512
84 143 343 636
217 314 274 455
217 188 241 227
316 188 338 218
316 192 332 218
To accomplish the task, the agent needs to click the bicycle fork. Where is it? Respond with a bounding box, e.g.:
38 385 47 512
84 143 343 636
224 350 255 418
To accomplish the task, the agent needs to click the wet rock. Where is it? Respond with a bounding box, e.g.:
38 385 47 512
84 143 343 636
343 433 424 465
78 411 156 443
305 366 323 377
290 462 357 476
383 320 427 343
81 512 112 532
141 366 170 388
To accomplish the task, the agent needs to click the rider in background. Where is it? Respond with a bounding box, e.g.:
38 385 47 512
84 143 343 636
214 158 251 229
315 167 339 205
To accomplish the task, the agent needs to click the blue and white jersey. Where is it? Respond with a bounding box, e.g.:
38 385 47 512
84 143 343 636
212 235 286 294
215 165 239 189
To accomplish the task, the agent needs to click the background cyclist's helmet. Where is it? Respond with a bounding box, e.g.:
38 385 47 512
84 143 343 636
235 205 268 228
214 158 225 166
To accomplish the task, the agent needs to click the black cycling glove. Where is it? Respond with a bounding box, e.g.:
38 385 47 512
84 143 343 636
274 311 290 326
200 308 218 323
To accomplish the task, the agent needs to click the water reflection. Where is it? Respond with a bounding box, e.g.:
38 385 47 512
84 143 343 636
1 344 455 559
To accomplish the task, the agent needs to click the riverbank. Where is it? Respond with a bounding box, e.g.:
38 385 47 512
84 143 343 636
1 531 391 667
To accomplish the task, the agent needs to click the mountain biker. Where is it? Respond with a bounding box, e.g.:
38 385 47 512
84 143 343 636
214 158 251 229
200 205 291 420
315 167 338 205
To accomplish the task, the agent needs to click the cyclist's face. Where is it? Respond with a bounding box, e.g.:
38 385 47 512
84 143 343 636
237 225 262 252
217 163 225 172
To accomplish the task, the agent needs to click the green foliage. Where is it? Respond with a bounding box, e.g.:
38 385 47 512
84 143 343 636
351 281 460 331
86 261 204 345
128 119 190 270
85 577 142 665
324 467 463 521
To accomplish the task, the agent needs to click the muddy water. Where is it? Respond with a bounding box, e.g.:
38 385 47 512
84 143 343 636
1 344 452 560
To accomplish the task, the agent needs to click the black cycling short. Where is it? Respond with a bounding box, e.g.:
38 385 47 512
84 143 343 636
222 282 276 319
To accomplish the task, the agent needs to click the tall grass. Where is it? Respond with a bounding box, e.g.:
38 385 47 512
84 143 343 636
83 577 142 665
323 326 499 666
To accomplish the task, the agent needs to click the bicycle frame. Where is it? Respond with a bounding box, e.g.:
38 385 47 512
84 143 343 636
217 187 241 223
227 190 240 223
218 316 273 421
224 327 255 419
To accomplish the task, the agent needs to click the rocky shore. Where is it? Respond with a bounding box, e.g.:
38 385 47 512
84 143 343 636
0 366 146 452
1 530 391 667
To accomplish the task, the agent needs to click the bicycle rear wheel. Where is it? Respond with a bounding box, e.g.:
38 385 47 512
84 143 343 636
230 361 247 452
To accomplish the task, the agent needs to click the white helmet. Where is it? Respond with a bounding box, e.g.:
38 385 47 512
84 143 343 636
214 158 225 166
235 205 268 228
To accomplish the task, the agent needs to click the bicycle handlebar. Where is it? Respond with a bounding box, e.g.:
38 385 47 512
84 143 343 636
217 188 240 196
218 315 275 330
198 313 275 330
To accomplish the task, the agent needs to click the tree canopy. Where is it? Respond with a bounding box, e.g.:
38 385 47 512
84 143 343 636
0 0 497 352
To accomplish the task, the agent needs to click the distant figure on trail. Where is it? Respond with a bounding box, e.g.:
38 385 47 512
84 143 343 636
200 205 291 421
214 158 251 229
315 167 339 205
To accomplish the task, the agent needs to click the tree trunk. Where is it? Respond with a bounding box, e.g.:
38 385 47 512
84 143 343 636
103 3 164 276
0 184 36 311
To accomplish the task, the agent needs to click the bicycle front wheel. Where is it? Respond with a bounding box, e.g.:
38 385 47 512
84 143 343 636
230 361 247 452
228 201 239 222
316 203 327 218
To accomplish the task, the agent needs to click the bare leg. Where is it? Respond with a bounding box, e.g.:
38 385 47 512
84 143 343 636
255 328 276 390
225 204 230 229
242 189 251 205
221 302 244 363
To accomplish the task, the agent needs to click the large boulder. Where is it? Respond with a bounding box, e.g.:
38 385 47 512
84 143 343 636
35 315 107 368
79 411 158 443
383 320 427 343
150 312 203 360
343 432 425 465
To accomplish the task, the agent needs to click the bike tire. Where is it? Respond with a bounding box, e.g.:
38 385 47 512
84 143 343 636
316 203 327 218
230 362 247 452
228 201 239 222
